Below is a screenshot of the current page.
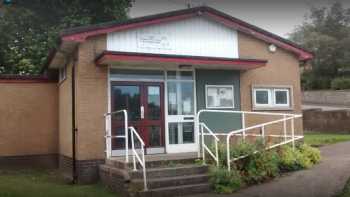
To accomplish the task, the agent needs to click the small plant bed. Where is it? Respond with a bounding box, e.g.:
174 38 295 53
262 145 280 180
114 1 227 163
209 140 321 194
0 169 117 197
304 132 350 147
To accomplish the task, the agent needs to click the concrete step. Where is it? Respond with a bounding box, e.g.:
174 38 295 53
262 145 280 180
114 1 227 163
106 158 196 169
132 174 209 190
138 183 211 197
129 164 208 179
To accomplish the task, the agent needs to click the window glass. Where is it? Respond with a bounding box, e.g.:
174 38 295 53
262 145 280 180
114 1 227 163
110 69 164 80
253 87 291 109
179 71 193 80
182 122 194 143
255 90 270 105
275 90 289 105
206 86 234 108
167 82 178 115
181 82 194 115
112 85 140 121
168 123 178 144
148 126 161 147
167 81 194 115
166 71 177 80
147 86 161 120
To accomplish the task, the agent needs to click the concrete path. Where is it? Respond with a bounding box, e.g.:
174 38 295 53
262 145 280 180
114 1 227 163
188 141 350 197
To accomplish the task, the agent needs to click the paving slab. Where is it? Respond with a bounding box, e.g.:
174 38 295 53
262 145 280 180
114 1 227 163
187 141 350 197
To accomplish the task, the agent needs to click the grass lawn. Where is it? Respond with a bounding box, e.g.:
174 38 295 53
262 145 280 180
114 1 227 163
304 132 350 147
0 169 117 197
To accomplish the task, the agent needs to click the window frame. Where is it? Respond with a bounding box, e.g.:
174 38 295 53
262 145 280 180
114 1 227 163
58 65 67 83
273 88 290 107
205 85 235 109
252 85 293 110
253 88 272 107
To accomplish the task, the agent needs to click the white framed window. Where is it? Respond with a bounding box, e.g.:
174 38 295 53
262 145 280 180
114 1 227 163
59 65 67 83
253 86 292 110
205 85 235 109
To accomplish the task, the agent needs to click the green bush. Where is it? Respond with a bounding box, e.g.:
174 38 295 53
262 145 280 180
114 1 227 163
299 144 321 165
278 145 301 171
209 167 243 194
331 77 350 90
209 143 321 194
239 150 280 184
278 144 321 171
301 72 331 90
214 139 263 167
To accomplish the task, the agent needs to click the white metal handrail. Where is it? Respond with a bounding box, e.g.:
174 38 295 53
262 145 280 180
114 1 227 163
129 126 148 191
200 122 220 166
195 110 303 171
104 110 128 162
195 109 297 157
226 114 302 171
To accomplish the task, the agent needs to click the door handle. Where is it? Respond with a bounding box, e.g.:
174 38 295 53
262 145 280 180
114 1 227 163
140 106 144 119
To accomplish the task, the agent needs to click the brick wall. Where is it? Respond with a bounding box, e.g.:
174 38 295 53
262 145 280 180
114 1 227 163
303 109 350 133
238 32 303 135
76 35 108 161
0 80 58 167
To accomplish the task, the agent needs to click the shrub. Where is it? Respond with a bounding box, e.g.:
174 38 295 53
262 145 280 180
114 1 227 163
209 167 243 194
299 144 321 165
301 72 331 90
239 150 280 184
215 139 263 167
210 143 321 194
278 145 301 171
331 77 350 90
278 144 321 171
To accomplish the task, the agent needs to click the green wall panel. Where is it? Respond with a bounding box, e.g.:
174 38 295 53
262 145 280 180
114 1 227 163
196 69 242 133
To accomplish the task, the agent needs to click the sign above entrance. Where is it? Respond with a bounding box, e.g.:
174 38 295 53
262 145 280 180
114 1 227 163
137 31 172 50
107 17 238 59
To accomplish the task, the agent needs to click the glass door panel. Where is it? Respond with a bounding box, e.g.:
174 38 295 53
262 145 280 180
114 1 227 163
166 70 197 153
111 82 165 155
147 86 161 120
112 85 141 121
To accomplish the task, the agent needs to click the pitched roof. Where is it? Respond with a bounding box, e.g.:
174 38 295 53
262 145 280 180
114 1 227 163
59 6 313 61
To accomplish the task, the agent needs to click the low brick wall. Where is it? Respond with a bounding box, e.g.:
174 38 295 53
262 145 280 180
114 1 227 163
303 109 350 133
59 155 105 184
0 154 58 169
302 90 350 106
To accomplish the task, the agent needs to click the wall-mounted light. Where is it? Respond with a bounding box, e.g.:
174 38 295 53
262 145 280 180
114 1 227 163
268 44 277 53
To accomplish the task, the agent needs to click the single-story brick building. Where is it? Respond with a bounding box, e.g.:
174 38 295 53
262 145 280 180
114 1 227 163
0 6 312 193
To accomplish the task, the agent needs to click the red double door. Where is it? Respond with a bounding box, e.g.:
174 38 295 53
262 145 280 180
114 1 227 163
110 82 165 153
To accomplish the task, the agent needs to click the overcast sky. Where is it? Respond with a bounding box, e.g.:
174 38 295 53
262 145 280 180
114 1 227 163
130 0 350 38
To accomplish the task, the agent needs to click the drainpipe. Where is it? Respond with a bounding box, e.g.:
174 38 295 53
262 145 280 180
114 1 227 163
71 55 78 184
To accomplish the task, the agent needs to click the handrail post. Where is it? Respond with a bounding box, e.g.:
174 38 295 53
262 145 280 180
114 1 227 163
196 112 201 158
242 112 246 141
226 135 231 171
105 114 111 158
141 144 148 190
201 124 206 165
261 125 265 144
124 110 129 163
291 117 295 150
283 115 287 142
131 130 136 171
215 139 219 167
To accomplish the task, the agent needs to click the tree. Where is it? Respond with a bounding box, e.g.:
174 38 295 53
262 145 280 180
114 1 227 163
289 2 350 89
0 0 132 75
